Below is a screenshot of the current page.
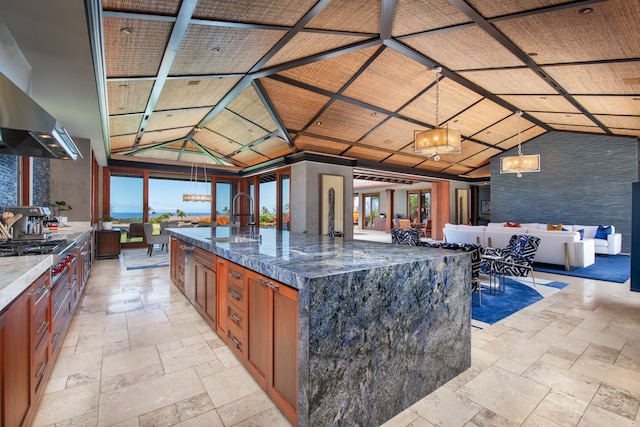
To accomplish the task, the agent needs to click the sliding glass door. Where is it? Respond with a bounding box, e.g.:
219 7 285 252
362 193 380 229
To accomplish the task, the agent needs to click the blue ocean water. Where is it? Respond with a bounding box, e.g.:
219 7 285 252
112 212 212 219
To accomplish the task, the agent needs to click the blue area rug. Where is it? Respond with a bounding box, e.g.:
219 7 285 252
534 254 630 283
122 248 170 270
472 277 568 327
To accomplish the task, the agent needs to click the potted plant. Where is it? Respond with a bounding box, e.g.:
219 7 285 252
101 215 114 230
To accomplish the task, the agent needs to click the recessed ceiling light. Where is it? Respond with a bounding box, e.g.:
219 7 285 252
118 84 129 89
539 96 547 99
578 7 594 14
120 28 135 35
316 121 322 126
371 112 376 116
527 52 538 57
212 47 222 54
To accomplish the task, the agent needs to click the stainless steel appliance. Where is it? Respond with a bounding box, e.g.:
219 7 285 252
3 206 55 240
0 73 81 160
0 239 71 257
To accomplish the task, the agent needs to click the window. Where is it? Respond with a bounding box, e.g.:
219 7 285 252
259 174 277 228
110 175 143 224
216 181 233 225
362 193 379 229
408 190 431 223
279 172 290 230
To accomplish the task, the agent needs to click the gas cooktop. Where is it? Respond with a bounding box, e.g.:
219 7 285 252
0 239 68 257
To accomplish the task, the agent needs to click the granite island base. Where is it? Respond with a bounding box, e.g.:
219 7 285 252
167 227 471 426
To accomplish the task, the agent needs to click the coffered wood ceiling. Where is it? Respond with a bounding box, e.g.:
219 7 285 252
96 0 640 179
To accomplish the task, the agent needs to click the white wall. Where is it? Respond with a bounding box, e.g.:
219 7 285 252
50 137 92 221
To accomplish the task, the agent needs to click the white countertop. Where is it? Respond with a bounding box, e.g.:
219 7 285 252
0 223 94 312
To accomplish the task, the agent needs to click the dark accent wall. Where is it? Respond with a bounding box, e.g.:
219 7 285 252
0 155 19 210
490 131 638 253
32 157 50 206
0 154 51 211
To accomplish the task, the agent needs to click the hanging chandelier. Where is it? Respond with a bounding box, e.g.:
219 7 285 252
183 162 212 202
500 110 540 177
414 66 461 160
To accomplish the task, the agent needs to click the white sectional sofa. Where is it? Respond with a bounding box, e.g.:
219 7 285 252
442 222 620 270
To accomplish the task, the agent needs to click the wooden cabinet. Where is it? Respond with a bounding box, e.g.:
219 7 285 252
170 237 186 294
174 245 299 426
2 284 32 427
78 231 92 288
215 257 227 337
30 271 51 400
50 258 75 360
96 230 120 259
246 270 299 426
225 262 247 363
194 248 216 329
1 271 51 427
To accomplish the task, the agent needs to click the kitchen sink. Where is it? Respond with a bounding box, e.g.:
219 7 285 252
206 236 260 243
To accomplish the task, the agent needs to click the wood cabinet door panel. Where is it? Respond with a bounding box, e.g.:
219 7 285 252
216 257 227 337
247 274 269 388
3 289 32 427
272 287 299 412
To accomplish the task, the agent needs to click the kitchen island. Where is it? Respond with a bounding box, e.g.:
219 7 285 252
167 226 472 427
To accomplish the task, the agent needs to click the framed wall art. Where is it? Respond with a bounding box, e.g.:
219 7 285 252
320 174 344 235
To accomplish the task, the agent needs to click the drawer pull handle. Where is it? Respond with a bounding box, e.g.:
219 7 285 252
229 312 241 324
52 332 61 345
29 285 48 297
267 281 280 291
36 361 48 378
230 335 241 348
230 290 242 301
230 271 241 280
37 321 49 335
257 278 268 286
217 259 224 264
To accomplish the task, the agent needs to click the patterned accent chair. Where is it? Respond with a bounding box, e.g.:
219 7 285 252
424 242 484 305
481 234 540 286
391 227 421 245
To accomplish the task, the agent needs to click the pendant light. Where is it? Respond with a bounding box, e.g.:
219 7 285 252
500 110 540 177
183 162 212 202
414 67 461 160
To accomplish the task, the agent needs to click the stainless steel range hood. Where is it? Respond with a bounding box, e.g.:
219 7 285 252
0 72 81 160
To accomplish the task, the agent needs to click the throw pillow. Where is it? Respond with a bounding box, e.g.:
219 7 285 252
547 223 563 231
577 229 585 240
595 225 612 240
504 221 521 228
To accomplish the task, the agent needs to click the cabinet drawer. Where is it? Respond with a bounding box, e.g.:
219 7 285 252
51 291 72 354
227 263 245 288
32 299 50 350
33 335 50 394
50 275 70 322
227 303 245 332
195 248 216 271
226 321 245 361
227 282 244 309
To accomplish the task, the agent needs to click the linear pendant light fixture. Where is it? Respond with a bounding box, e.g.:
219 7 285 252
500 110 540 177
183 162 212 202
414 67 461 160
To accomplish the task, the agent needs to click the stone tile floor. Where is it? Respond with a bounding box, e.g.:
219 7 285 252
32 245 640 426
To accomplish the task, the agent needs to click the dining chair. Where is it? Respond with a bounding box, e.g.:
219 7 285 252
143 223 169 256
398 219 411 229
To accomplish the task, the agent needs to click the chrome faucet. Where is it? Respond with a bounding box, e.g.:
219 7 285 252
231 192 256 237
